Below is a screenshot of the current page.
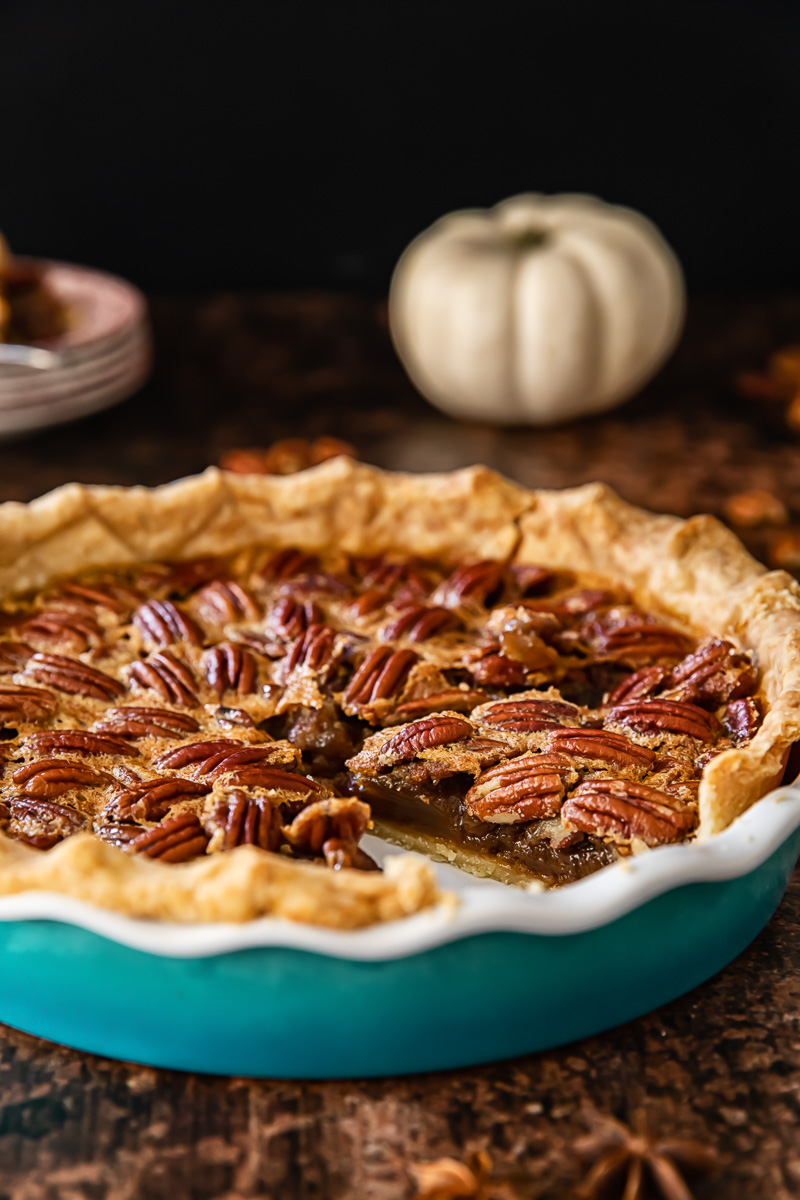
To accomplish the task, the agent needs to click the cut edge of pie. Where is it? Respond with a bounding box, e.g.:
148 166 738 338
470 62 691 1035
0 456 798 927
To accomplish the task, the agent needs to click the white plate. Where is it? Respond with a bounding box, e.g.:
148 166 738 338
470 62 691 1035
0 328 150 408
0 260 151 437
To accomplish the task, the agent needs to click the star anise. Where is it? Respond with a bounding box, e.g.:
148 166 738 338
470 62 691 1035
574 1108 720 1200
411 1151 519 1200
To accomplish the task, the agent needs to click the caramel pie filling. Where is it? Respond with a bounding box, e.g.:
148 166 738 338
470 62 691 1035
0 547 761 887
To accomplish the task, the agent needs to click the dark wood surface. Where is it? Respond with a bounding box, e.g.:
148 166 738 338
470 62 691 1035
2 293 800 1199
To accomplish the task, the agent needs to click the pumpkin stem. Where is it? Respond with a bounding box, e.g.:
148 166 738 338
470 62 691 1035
511 228 549 250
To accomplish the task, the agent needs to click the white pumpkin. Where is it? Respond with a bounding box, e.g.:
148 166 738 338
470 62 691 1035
389 193 685 424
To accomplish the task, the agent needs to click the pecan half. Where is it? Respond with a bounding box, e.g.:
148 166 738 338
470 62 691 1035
135 557 226 597
194 579 259 623
129 812 209 862
51 579 142 616
284 623 336 673
111 776 211 821
723 697 762 742
666 639 757 707
0 641 32 674
589 620 693 664
723 489 788 529
354 557 433 597
21 610 102 651
608 698 721 742
129 652 199 706
380 605 458 643
8 795 86 842
203 643 258 695
94 822 142 847
605 665 668 706
562 779 695 846
547 727 655 769
282 797 370 855
478 696 582 733
208 789 283 851
343 646 417 708
210 705 256 729
525 588 613 617
12 757 113 798
0 684 56 723
510 564 554 596
95 705 201 740
465 754 576 823
133 599 202 648
154 739 290 779
435 561 505 608
392 689 486 722
222 766 320 795
469 650 527 688
24 654 125 701
25 730 139 758
260 548 320 583
379 714 473 764
348 588 390 619
268 596 323 639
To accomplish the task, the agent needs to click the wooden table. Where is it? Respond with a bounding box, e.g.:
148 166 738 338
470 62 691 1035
1 293 799 1199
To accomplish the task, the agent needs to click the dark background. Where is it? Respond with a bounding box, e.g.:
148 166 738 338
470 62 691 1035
2 0 798 292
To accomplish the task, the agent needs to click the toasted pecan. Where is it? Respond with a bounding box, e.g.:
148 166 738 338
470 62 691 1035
562 779 695 846
379 714 474 764
95 705 200 740
260 548 320 583
21 610 102 652
343 645 417 708
111 776 212 821
129 812 210 862
268 596 323 639
25 730 139 758
465 754 576 823
547 727 655 769
203 643 258 695
380 604 458 643
478 695 582 733
0 684 56 723
133 599 202 648
284 623 336 673
12 757 113 799
128 652 199 706
283 797 371 855
208 789 283 851
24 654 125 701
194 580 260 623
434 560 505 608
608 697 721 742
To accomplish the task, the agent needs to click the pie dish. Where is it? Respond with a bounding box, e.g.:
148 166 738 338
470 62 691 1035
1 458 799 929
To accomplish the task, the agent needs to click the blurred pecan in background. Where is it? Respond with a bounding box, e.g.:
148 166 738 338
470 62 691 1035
220 436 356 475
735 344 800 435
723 489 788 529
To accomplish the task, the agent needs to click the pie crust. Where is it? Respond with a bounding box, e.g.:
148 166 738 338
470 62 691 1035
1 458 799 927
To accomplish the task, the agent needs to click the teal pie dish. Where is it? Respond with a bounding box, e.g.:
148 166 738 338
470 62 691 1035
1 784 799 1078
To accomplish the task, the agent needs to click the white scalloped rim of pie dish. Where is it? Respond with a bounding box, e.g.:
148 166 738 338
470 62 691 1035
1 781 799 957
1 458 800 934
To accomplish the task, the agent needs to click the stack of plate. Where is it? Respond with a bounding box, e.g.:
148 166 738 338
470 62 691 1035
0 260 152 440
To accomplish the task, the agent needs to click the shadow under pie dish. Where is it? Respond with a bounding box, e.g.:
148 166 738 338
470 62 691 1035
0 459 799 929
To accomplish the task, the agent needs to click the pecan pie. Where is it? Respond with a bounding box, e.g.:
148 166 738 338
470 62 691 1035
0 460 799 926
